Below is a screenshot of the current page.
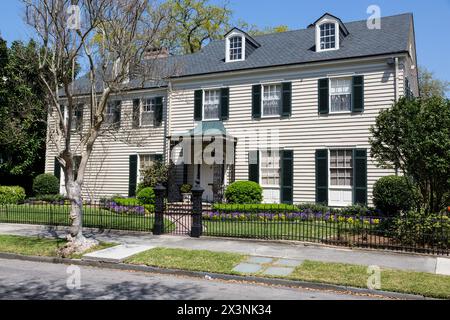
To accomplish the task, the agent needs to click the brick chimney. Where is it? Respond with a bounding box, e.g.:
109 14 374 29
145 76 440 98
144 47 169 59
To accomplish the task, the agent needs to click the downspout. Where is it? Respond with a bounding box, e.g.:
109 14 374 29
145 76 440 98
164 81 173 165
394 57 399 102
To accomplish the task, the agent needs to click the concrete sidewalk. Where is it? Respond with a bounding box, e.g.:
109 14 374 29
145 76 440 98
0 223 448 275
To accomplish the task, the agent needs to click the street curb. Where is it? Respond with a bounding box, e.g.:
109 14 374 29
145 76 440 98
0 252 430 300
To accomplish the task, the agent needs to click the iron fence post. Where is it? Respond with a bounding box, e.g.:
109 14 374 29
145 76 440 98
191 183 204 238
153 185 166 235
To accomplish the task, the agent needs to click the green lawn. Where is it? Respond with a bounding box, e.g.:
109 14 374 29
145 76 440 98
0 204 156 232
126 247 245 274
125 247 450 299
203 220 337 241
0 234 114 258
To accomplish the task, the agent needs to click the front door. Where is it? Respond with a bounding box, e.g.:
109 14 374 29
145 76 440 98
199 164 214 202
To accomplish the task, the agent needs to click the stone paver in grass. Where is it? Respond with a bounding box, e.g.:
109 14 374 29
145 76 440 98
274 259 304 267
436 258 450 276
232 263 263 274
263 267 295 277
83 244 154 263
247 256 274 264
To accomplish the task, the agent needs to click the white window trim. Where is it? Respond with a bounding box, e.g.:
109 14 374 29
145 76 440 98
315 18 340 52
328 77 353 114
328 148 353 191
261 83 282 118
202 89 221 122
225 31 246 63
139 97 157 128
137 153 158 183
259 150 281 189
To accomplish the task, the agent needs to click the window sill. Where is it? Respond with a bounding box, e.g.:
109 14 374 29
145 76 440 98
202 119 221 122
329 187 353 190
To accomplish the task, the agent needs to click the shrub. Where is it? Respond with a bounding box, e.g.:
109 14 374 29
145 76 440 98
28 194 66 203
180 184 192 194
33 174 59 196
0 186 26 204
137 187 156 205
373 176 416 216
113 197 141 206
224 181 263 204
212 203 298 213
141 161 169 188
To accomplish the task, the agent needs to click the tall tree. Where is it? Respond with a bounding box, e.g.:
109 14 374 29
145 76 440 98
370 97 450 213
24 0 175 254
238 22 289 36
164 0 232 54
419 66 449 99
0 39 47 179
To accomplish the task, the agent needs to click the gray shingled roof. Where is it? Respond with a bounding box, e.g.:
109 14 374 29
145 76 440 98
67 13 413 95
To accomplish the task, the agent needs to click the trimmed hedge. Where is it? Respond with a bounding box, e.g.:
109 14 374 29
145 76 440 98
0 186 26 204
137 187 156 205
33 174 59 196
225 181 263 204
373 175 416 216
212 203 298 213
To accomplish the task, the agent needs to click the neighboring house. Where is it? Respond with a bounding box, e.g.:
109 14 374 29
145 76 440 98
45 13 419 206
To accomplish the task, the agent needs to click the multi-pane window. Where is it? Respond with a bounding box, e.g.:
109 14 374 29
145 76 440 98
139 154 156 174
70 104 83 132
141 98 155 126
105 101 121 127
203 90 220 120
320 23 336 50
262 84 281 116
330 78 352 112
260 150 280 186
229 36 243 61
330 150 353 187
405 78 414 100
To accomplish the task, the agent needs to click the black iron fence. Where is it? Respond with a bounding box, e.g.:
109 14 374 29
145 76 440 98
0 200 154 232
201 206 450 256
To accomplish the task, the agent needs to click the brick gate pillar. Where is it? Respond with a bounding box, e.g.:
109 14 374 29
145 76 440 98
153 184 166 235
191 182 204 238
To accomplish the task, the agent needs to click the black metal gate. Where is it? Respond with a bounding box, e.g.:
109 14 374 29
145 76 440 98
163 202 193 236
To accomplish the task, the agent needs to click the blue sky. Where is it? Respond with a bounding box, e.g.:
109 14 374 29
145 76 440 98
1 0 449 94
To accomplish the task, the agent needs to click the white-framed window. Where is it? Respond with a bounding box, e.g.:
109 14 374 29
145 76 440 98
229 36 243 61
262 84 281 117
260 150 280 187
330 78 352 112
329 149 353 187
105 101 120 126
203 89 221 121
139 154 157 175
141 98 156 127
70 104 83 132
320 23 336 50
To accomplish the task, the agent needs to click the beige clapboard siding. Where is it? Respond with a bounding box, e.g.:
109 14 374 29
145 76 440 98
170 59 405 206
45 92 167 201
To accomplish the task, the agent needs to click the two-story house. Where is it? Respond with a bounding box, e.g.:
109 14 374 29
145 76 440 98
45 13 419 206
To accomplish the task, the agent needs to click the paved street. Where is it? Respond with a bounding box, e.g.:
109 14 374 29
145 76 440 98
0 259 382 300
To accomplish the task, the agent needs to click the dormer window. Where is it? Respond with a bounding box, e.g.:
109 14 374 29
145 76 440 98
229 36 243 61
320 23 336 50
311 13 349 53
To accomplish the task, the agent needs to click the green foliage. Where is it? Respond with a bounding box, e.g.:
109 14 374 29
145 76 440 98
391 211 450 248
212 203 298 213
0 39 47 177
32 174 59 196
240 23 289 36
419 66 449 99
0 186 26 204
137 187 156 205
373 176 416 216
113 197 140 206
224 181 263 204
28 194 66 203
163 0 232 54
370 97 450 213
140 161 170 189
180 184 192 194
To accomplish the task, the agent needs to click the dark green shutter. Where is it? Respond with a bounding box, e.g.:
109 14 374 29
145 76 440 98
248 151 259 183
154 97 163 126
114 101 121 129
54 157 61 182
315 149 328 204
318 78 329 114
194 90 203 121
132 99 140 128
281 150 294 204
128 155 138 197
282 82 292 117
154 154 164 162
353 149 367 206
252 85 261 119
352 76 364 112
220 88 229 120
